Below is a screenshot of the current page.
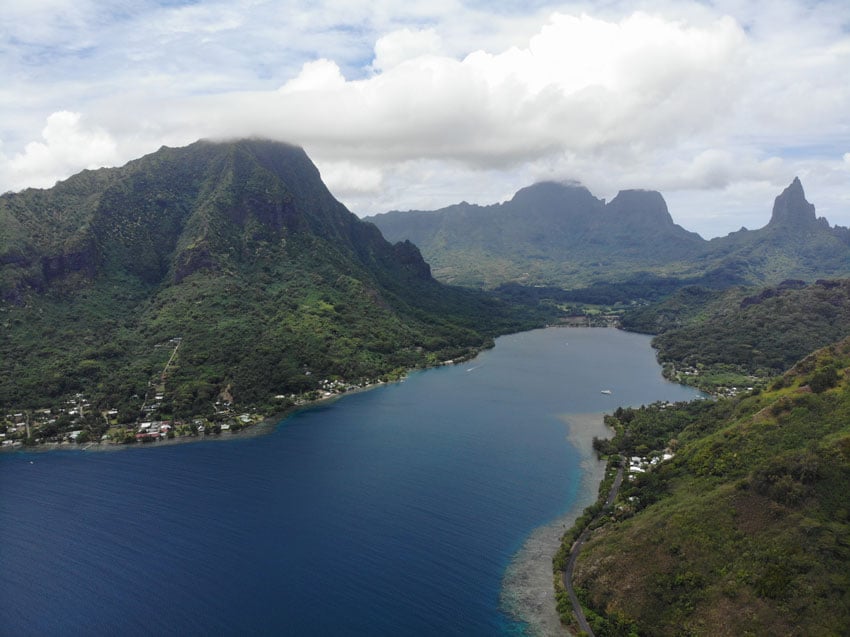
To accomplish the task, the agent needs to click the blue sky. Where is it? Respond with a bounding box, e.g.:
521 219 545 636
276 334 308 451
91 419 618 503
2 0 849 237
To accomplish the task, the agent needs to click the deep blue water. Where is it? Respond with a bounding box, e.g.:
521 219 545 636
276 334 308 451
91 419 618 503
0 328 702 636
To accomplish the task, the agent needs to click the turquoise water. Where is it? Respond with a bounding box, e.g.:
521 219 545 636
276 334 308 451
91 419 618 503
0 328 702 635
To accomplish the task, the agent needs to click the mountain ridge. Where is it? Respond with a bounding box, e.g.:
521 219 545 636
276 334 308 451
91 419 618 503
368 178 850 289
1 139 449 306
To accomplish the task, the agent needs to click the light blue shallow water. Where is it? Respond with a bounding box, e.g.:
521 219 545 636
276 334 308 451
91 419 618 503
0 328 702 636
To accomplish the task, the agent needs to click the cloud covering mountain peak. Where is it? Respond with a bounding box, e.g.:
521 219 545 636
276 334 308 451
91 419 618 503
2 1 849 237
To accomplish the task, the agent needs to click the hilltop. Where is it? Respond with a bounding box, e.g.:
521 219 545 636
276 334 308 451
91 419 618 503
368 178 850 290
0 139 544 445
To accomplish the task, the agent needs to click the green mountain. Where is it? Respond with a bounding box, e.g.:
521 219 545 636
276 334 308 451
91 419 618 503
368 181 705 287
620 278 850 392
368 178 850 291
0 139 542 427
702 178 850 283
563 337 850 636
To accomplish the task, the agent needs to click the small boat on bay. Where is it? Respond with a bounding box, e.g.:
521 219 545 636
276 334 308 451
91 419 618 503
600 389 612 395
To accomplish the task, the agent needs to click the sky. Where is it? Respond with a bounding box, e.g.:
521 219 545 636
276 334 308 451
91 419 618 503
2 0 849 238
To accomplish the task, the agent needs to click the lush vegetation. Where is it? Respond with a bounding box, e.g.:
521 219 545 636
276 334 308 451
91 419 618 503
620 279 850 393
556 338 850 636
0 139 552 444
491 262 755 308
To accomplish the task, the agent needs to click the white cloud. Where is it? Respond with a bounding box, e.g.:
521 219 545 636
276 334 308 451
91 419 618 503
372 28 444 72
317 160 384 197
1 1 849 236
158 4 244 35
0 111 118 192
279 59 347 94
165 9 747 169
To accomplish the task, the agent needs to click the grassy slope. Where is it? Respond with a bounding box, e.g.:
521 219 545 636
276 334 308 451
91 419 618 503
569 339 850 636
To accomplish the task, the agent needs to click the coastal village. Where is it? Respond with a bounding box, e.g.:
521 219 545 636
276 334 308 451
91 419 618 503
0 389 267 450
661 358 764 398
626 448 676 480
1 381 373 450
0 376 389 450
0 336 383 451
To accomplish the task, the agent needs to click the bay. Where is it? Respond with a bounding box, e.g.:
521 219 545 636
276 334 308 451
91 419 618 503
0 328 702 636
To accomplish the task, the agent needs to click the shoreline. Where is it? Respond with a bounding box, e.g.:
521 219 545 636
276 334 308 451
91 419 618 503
1 379 394 455
2 342 495 456
500 412 612 637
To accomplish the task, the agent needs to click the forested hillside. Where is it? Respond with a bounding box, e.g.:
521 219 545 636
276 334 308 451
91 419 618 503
621 278 850 392
560 337 850 636
0 139 546 443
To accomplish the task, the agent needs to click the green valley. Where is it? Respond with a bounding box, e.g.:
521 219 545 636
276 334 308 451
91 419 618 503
3 136 850 637
550 277 850 635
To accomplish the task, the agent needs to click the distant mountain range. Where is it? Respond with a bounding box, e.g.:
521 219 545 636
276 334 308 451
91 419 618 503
0 139 539 419
367 178 850 288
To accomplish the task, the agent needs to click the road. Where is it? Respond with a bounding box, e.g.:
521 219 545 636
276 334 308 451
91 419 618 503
562 460 624 637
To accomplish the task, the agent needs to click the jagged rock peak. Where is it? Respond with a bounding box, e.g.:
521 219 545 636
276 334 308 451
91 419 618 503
768 177 817 228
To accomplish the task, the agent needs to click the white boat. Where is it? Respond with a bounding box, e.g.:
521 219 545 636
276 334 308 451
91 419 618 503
600 389 612 395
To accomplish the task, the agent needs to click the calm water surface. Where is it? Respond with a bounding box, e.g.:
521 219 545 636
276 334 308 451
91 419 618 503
0 328 702 636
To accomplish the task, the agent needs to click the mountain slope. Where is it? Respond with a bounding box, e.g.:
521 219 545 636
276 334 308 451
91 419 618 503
568 337 850 635
0 139 542 424
368 179 850 290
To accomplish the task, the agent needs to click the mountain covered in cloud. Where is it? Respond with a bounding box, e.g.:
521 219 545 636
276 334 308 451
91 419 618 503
367 178 850 289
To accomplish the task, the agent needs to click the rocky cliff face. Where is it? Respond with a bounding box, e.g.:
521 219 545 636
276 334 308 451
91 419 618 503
507 181 605 228
604 190 675 229
597 189 704 254
766 177 825 231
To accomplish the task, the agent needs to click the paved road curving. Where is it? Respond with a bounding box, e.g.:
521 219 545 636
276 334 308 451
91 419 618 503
562 460 624 637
